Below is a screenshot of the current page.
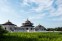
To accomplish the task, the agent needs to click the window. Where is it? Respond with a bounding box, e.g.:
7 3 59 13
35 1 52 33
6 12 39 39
5 27 6 30
31 28 32 30
26 28 28 30
10 27 14 31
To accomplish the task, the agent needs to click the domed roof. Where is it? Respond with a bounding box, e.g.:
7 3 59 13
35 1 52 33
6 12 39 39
2 20 16 26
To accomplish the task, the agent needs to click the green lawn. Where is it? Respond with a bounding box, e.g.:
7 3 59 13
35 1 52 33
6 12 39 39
0 32 62 41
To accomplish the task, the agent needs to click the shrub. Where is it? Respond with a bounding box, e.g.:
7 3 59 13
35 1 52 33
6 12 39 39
0 25 8 36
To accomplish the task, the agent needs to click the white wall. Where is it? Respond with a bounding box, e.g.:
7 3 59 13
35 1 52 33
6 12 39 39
2 25 46 32
2 25 16 32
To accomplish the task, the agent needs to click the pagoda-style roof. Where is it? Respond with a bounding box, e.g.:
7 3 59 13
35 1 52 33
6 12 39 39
2 20 16 26
21 19 34 27
37 24 43 27
35 24 46 29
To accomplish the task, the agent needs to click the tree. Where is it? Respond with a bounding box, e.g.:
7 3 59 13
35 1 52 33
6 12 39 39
46 27 62 31
0 25 8 36
55 27 62 31
46 28 54 31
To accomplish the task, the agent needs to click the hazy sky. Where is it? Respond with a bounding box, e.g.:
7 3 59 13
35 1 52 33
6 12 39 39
0 0 62 28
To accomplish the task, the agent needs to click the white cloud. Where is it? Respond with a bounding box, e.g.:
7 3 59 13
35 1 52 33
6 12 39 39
20 0 62 21
0 0 62 27
49 0 62 16
31 0 53 12
29 14 46 20
20 0 53 11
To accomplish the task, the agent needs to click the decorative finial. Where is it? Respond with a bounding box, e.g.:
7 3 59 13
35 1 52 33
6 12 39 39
8 20 10 22
38 24 41 26
39 24 40 25
27 18 29 21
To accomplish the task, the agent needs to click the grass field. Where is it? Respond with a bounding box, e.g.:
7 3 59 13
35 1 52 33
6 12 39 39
0 32 62 41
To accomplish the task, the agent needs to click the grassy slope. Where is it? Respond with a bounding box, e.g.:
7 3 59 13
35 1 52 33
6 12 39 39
0 32 62 41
